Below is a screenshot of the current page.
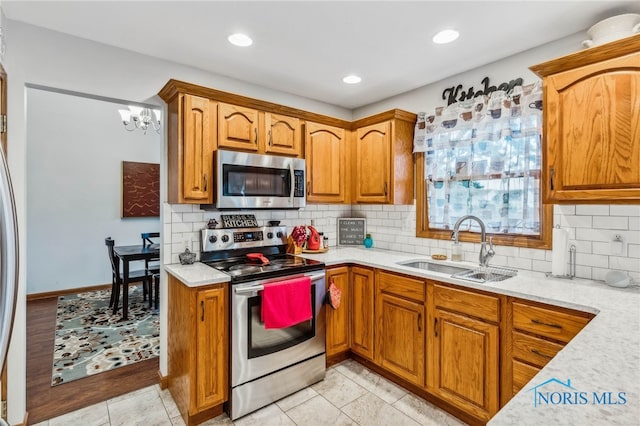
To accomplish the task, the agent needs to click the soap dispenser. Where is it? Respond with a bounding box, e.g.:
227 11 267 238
364 234 373 248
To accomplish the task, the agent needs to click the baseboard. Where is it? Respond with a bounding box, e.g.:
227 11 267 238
158 370 168 389
27 283 113 301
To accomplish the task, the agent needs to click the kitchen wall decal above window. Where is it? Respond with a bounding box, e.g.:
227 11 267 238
122 161 160 218
442 76 524 106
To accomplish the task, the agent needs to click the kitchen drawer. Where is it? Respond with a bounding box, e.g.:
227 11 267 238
512 359 540 395
512 331 564 368
377 271 425 302
512 302 591 343
433 284 500 323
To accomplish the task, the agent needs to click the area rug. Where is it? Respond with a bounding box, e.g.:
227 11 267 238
51 286 160 386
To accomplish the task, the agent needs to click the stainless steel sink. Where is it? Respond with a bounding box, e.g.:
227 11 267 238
452 267 518 283
397 260 472 275
397 260 517 283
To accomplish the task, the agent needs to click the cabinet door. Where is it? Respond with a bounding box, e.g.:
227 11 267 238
182 94 215 203
325 267 350 357
196 287 228 410
430 309 499 421
376 292 425 386
544 52 640 202
350 266 374 360
264 113 302 157
354 121 390 203
218 103 259 151
305 122 348 203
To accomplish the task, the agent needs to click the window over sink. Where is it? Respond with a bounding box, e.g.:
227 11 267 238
415 83 551 249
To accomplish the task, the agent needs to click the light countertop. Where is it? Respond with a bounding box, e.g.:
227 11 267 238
166 246 640 425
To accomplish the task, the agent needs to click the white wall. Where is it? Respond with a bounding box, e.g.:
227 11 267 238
26 88 161 293
3 19 351 424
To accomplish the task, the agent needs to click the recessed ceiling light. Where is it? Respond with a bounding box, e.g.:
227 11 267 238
432 29 459 44
342 75 362 84
228 33 253 47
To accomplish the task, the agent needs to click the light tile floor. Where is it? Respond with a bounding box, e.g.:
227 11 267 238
33 360 467 426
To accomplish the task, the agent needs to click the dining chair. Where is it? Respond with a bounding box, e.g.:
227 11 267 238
141 232 160 308
105 237 149 314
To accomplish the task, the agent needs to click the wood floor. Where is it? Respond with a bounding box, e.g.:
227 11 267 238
27 297 159 425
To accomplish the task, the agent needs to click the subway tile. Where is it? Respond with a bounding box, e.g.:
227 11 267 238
591 267 610 282
610 205 640 216
532 259 552 273
570 240 592 254
518 248 546 260
575 205 609 216
630 217 640 231
506 256 532 270
628 244 640 259
171 222 192 233
592 241 614 256
182 212 203 223
559 215 592 229
172 203 197 213
609 256 640 272
575 253 609 268
593 216 628 230
575 265 592 280
554 204 576 215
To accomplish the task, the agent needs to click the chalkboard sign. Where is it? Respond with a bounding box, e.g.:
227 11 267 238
338 218 366 246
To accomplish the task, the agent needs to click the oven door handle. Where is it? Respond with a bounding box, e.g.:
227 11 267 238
234 272 325 296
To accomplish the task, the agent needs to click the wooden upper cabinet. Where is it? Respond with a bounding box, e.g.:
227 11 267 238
166 93 215 204
352 111 416 204
530 34 640 203
305 121 348 203
218 102 259 151
355 121 390 203
264 113 302 157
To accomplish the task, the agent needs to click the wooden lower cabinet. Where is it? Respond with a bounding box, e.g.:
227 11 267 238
350 266 375 360
504 299 594 400
168 273 228 426
325 266 350 358
428 283 501 422
375 271 425 386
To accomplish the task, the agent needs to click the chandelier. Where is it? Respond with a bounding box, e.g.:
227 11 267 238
118 106 161 134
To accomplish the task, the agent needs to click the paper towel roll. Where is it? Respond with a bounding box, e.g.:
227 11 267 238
551 227 569 276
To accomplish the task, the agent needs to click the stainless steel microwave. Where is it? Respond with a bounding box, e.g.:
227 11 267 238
214 150 306 209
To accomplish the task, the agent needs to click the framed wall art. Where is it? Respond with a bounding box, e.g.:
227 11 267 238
122 161 160 217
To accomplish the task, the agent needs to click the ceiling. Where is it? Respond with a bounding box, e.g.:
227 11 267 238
4 1 639 109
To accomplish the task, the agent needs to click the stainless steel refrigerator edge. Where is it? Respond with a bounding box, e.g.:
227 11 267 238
0 143 19 426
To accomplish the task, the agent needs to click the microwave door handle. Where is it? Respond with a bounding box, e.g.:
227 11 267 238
289 161 295 204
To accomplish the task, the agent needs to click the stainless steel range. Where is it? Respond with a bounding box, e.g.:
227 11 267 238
200 226 326 420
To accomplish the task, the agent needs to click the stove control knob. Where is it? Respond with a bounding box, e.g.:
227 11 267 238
221 235 229 243
276 231 283 238
209 235 217 243
267 232 274 239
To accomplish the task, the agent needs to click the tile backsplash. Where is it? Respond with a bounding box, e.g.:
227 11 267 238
165 203 640 283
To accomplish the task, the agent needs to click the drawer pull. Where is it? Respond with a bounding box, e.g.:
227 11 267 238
418 313 422 332
531 349 553 359
531 319 562 329
201 300 204 322
434 318 438 337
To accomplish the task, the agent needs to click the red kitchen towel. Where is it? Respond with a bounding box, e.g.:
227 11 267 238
261 276 312 329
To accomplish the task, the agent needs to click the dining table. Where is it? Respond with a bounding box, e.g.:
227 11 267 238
113 243 160 320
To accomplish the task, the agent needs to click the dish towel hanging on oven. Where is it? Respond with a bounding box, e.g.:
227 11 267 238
261 276 312 329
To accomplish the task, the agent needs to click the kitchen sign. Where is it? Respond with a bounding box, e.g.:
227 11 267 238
221 214 259 228
442 76 524 105
337 218 366 246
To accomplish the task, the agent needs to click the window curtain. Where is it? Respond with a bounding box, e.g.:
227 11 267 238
414 83 543 235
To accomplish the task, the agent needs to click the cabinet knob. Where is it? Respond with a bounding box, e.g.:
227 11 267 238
268 130 273 146
255 128 258 145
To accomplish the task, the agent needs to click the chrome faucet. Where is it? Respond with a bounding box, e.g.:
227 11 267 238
451 215 495 267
